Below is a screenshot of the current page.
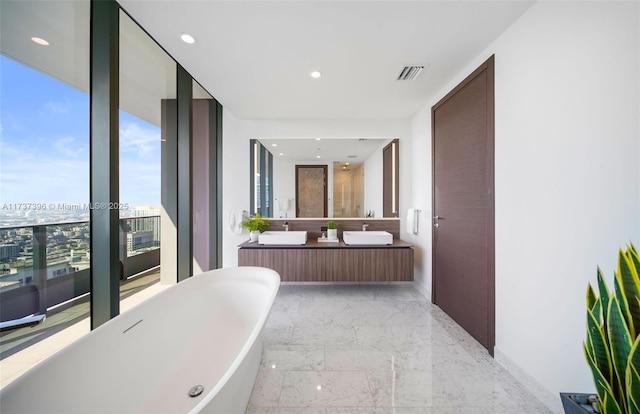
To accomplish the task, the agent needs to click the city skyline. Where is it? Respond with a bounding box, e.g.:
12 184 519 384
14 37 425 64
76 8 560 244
0 54 161 210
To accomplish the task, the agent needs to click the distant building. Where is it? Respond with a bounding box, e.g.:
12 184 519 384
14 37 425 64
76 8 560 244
0 244 20 260
127 231 154 252
132 206 160 217
126 213 160 245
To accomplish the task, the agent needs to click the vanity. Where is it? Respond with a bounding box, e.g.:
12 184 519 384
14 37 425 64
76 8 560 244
237 218 414 282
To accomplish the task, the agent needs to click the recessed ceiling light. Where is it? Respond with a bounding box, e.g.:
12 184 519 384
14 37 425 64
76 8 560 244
31 37 49 46
310 71 322 79
279 153 284 156
271 144 277 147
315 138 321 141
316 155 321 159
181 33 195 44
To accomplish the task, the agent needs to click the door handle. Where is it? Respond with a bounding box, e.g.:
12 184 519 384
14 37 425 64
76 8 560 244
433 215 442 220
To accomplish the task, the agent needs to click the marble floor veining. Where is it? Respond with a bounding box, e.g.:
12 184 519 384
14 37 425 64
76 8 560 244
247 284 552 414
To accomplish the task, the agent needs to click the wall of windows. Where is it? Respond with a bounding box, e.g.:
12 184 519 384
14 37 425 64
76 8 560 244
118 10 174 288
0 0 222 364
0 0 92 344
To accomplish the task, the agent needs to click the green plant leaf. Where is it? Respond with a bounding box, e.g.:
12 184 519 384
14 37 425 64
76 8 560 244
241 214 271 232
627 245 640 277
602 389 624 414
599 268 612 329
630 241 638 256
588 283 598 313
615 274 635 342
588 304 613 387
587 283 602 323
627 336 640 414
585 341 615 407
617 248 640 339
608 296 633 413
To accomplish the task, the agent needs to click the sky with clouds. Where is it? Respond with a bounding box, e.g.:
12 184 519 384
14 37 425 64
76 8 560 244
0 55 161 207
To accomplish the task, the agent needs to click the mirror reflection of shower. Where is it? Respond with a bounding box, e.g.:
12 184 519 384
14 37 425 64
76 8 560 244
333 162 364 218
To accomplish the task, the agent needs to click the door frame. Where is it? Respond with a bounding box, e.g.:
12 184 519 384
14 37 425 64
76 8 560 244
431 55 495 354
295 164 328 217
383 139 400 217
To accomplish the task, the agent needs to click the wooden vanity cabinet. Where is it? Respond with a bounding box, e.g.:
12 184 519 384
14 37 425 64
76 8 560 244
237 241 413 282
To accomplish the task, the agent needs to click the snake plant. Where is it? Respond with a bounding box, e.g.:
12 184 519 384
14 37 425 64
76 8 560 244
584 243 640 414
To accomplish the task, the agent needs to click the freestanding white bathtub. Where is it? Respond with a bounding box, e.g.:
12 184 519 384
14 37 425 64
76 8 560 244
0 266 280 413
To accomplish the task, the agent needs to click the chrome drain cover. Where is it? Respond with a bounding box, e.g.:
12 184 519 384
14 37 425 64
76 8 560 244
188 385 204 398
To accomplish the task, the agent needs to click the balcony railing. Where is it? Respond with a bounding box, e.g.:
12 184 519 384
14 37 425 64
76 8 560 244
0 216 160 322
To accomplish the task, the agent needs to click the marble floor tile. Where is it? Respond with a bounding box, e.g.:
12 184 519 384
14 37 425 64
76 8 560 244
393 344 479 372
248 370 286 408
298 300 354 315
394 300 434 314
267 312 324 330
250 284 556 414
366 370 435 407
327 408 427 414
263 326 295 345
383 312 435 328
324 346 395 371
261 345 325 371
279 371 373 407
271 298 301 314
421 406 546 414
324 312 387 328
290 326 358 346
410 325 459 347
354 327 427 350
247 407 327 414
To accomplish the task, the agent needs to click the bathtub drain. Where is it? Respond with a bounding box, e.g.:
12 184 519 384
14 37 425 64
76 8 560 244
188 385 204 398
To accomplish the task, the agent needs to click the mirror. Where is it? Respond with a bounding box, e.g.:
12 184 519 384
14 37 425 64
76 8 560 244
250 138 396 218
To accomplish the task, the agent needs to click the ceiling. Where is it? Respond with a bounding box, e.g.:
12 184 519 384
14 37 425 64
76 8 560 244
117 0 535 120
1 1 534 123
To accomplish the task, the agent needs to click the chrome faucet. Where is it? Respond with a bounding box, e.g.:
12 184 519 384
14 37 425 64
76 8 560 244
283 221 289 231
362 223 369 231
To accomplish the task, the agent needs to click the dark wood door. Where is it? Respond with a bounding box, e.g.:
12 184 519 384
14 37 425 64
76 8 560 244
432 56 495 354
295 165 327 217
383 139 399 217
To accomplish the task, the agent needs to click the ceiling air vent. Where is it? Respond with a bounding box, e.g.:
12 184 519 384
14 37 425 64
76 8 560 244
396 65 424 81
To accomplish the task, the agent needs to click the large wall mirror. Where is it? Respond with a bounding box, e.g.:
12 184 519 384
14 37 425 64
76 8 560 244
250 138 399 218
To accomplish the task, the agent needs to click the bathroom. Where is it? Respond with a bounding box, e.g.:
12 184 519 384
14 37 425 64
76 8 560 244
1 0 639 413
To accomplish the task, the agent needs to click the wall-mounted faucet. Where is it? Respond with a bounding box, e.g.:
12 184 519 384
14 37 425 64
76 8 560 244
362 223 369 231
283 221 289 231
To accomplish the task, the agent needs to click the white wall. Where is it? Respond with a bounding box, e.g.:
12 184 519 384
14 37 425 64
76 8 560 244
410 0 640 409
222 117 412 267
222 109 251 269
408 104 433 296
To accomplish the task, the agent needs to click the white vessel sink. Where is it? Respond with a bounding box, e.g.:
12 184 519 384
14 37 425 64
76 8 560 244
342 231 393 245
258 231 307 245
